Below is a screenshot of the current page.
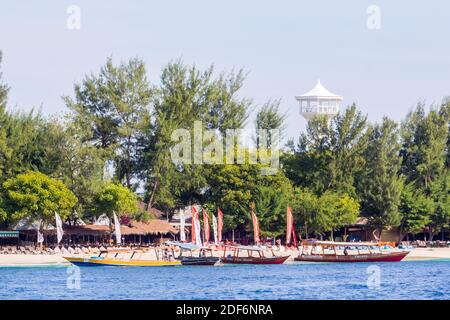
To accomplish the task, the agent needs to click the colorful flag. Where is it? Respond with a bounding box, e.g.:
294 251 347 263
55 212 64 244
191 206 198 244
251 206 260 244
179 209 186 242
217 208 224 243
286 206 293 245
203 209 210 244
113 211 121 245
292 225 298 247
194 208 202 246
212 214 218 245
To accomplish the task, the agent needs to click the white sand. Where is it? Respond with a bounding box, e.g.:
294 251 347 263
0 254 69 266
403 248 450 261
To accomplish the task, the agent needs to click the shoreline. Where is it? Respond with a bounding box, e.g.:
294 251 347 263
1 248 449 267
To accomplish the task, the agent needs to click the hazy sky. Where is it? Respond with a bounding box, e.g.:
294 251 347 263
1 0 449 142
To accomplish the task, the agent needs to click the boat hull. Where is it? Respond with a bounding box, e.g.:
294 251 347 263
64 256 181 267
221 255 289 265
179 256 220 266
294 251 409 263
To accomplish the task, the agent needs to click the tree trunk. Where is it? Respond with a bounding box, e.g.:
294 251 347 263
147 179 159 210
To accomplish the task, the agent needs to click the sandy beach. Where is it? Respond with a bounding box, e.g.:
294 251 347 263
0 248 449 266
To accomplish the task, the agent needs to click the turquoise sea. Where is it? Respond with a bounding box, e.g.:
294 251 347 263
0 261 449 300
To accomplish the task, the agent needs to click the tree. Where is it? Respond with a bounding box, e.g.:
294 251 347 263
44 119 106 220
204 149 292 233
0 171 77 227
400 103 449 239
0 109 55 182
0 50 10 180
282 104 368 196
291 188 359 239
282 115 333 194
399 183 434 240
138 61 250 211
252 185 290 238
255 99 286 149
359 117 404 230
94 182 138 218
65 57 153 188
329 104 368 196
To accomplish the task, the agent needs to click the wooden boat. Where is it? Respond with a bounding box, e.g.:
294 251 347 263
64 247 181 267
294 240 410 263
221 245 290 265
169 242 220 266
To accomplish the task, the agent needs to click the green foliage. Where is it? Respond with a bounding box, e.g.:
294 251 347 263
94 182 138 218
399 183 434 235
359 117 404 228
44 119 106 218
205 151 292 232
255 99 286 149
139 61 251 211
291 188 359 236
399 102 450 238
283 105 368 196
1 171 77 225
65 57 153 188
252 185 290 237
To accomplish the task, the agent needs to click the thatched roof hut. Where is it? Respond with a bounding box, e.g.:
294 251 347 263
63 219 178 236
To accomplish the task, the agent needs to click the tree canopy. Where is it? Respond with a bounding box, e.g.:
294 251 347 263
0 171 77 226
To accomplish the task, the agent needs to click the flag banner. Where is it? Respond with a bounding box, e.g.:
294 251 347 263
194 212 202 246
286 207 293 245
191 206 198 244
251 207 260 244
180 209 186 242
203 209 210 244
217 208 224 243
212 214 218 245
113 212 122 245
55 211 64 244
292 227 298 247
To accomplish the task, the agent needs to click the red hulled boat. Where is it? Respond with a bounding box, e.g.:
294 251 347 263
294 240 410 263
221 245 290 265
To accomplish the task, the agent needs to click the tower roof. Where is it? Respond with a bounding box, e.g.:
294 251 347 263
296 80 342 100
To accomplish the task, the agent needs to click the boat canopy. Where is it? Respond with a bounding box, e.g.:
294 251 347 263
167 241 210 251
222 245 266 251
302 240 380 247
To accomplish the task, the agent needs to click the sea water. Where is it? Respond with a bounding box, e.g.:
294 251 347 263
0 260 449 300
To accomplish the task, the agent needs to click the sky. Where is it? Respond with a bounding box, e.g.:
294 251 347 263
0 0 449 143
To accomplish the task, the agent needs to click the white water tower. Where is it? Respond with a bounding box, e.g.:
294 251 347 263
295 80 342 121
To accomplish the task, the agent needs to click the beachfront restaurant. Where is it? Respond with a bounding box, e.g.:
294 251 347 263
11 219 178 246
